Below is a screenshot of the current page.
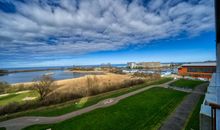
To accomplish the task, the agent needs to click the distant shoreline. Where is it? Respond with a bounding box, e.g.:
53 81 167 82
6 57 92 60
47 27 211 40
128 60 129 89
1 69 107 84
70 70 105 74
0 68 67 75
9 68 66 73
11 72 107 86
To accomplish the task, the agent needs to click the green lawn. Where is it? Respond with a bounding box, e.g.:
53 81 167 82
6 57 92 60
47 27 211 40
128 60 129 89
170 79 206 89
150 77 173 85
184 95 205 130
0 91 39 106
0 78 173 122
23 87 187 130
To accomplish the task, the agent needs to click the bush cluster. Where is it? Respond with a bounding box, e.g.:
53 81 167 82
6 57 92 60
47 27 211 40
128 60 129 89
0 77 145 116
0 82 10 94
0 82 32 94
132 72 161 79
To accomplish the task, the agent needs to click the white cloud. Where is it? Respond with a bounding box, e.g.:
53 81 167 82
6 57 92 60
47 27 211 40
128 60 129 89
0 0 215 64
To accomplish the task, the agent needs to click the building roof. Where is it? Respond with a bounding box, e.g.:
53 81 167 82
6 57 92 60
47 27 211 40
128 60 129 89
181 62 216 67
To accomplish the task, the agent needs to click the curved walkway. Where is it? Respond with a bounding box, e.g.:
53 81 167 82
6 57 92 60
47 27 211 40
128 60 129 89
0 80 175 130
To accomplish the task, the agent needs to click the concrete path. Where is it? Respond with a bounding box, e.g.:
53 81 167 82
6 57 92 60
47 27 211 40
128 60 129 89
159 83 208 130
167 86 206 95
0 80 175 130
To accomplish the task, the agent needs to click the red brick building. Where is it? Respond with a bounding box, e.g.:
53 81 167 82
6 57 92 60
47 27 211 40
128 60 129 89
178 63 216 79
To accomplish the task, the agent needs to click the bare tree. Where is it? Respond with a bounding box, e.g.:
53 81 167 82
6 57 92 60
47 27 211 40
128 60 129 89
33 75 54 100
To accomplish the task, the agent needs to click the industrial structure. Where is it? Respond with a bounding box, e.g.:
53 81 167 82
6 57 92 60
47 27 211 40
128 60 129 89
200 0 220 129
178 63 216 80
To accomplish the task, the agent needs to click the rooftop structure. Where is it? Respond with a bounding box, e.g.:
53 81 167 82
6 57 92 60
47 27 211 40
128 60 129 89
181 63 216 67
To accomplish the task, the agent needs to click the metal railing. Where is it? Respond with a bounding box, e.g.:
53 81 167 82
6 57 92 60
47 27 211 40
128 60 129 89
209 102 220 130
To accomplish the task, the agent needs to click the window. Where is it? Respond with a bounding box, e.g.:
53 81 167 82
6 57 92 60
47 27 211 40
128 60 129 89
187 67 216 73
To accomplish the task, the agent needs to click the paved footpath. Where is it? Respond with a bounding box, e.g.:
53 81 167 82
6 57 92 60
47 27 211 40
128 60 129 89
159 83 208 130
0 80 175 130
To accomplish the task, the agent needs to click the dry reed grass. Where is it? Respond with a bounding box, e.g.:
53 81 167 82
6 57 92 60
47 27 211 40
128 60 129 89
53 73 132 94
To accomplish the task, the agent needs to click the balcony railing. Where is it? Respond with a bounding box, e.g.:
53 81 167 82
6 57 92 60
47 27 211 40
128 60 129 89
209 102 220 130
200 73 220 130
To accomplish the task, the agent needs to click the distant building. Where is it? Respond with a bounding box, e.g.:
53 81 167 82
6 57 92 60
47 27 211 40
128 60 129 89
160 63 171 68
127 62 137 69
178 62 216 79
127 62 160 69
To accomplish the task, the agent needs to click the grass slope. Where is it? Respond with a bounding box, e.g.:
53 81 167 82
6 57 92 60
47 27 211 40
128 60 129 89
170 79 206 89
185 95 205 130
0 91 38 106
23 87 187 130
0 78 173 122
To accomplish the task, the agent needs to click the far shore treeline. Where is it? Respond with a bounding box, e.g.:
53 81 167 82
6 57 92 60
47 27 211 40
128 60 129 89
0 69 8 75
0 68 66 75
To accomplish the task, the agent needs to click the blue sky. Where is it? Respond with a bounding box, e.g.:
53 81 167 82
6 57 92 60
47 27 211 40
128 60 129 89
0 0 216 68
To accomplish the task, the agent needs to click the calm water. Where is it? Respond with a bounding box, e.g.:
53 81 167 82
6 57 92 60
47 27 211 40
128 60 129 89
0 64 126 84
0 70 89 84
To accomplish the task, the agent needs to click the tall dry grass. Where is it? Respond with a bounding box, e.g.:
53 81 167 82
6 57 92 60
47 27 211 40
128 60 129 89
53 74 133 94
44 74 145 105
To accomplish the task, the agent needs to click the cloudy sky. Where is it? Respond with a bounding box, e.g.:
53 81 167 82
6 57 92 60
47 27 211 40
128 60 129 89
0 0 216 68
